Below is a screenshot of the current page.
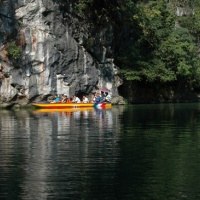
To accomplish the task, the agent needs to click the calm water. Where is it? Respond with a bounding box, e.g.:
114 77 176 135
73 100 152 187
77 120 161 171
1 104 200 200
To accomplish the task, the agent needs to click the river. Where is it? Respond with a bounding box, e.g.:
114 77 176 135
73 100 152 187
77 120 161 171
1 103 200 200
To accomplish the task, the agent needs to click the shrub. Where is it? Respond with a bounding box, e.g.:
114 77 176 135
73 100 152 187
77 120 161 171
5 41 21 59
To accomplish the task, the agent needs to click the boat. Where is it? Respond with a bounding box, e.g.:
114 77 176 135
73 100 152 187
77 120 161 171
32 102 112 109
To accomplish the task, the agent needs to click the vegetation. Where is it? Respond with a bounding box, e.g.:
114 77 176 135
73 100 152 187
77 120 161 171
5 41 21 59
118 1 200 82
75 0 92 12
75 0 200 91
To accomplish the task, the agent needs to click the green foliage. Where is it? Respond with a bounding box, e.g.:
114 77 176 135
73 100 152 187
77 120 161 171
169 0 200 7
159 28 198 76
6 41 21 59
119 69 141 81
75 0 93 13
84 37 95 49
117 0 200 87
73 0 200 90
3 72 10 78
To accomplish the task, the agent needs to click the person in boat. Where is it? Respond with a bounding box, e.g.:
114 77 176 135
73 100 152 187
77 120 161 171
72 95 81 103
66 96 72 103
95 93 101 103
100 91 106 102
90 94 96 103
51 95 60 103
61 94 68 103
48 95 55 103
82 95 89 103
105 92 111 103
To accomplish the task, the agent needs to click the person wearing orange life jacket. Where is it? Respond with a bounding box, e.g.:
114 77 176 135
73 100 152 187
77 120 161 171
66 97 72 103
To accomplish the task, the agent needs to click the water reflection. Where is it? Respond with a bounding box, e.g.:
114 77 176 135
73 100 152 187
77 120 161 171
1 104 200 199
29 107 125 200
118 104 200 200
0 107 125 200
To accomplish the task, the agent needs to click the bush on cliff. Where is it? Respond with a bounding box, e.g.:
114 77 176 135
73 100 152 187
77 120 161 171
5 41 21 60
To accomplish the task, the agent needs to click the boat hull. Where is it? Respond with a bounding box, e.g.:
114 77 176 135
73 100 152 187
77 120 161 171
32 102 112 109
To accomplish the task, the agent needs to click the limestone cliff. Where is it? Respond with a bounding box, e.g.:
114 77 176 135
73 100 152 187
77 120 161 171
0 0 122 106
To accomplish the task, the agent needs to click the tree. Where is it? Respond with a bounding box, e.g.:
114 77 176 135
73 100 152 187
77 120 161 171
117 0 200 87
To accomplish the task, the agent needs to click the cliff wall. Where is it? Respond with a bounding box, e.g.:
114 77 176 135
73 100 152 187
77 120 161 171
0 0 122 106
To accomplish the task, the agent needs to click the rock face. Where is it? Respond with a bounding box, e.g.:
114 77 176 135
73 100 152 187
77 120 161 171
0 0 122 104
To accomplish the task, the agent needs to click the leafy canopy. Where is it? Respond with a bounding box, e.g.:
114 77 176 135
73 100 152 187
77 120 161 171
117 0 200 85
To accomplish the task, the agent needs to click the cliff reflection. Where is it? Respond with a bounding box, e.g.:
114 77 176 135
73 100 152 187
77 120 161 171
0 106 125 199
2 104 200 199
28 107 125 199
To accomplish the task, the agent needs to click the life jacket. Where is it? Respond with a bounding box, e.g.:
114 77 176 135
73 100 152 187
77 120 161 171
55 97 60 102
66 98 71 103
95 96 101 103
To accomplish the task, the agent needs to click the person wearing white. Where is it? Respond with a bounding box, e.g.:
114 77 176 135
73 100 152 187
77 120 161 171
105 93 111 102
72 95 81 103
82 96 89 103
90 94 96 103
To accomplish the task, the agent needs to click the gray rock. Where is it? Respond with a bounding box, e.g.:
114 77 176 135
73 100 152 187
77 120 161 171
0 0 122 106
111 96 126 105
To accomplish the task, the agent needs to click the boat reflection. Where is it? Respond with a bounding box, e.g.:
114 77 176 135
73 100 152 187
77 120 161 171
32 107 113 120
33 107 95 114
33 107 115 130
0 106 127 200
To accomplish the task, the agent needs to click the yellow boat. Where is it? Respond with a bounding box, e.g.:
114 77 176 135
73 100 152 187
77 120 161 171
32 102 112 109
